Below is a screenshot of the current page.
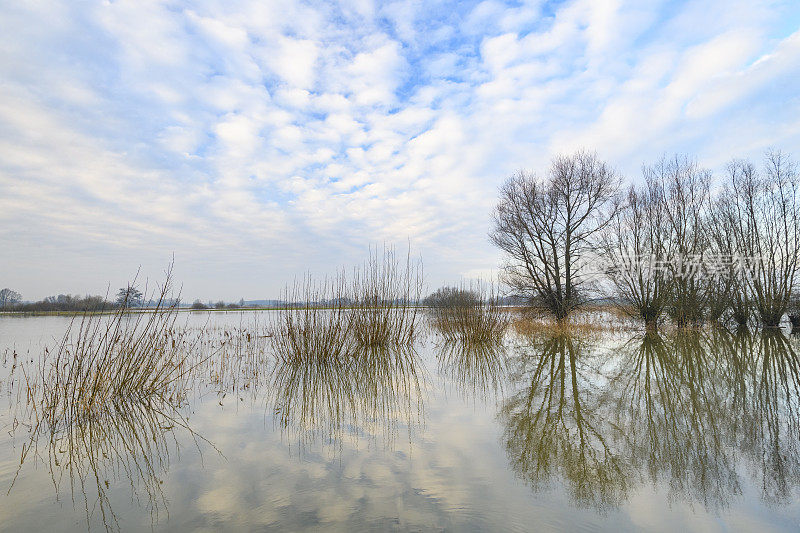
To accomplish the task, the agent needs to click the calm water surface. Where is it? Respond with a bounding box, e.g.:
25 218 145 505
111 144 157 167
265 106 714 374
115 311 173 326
1 312 800 531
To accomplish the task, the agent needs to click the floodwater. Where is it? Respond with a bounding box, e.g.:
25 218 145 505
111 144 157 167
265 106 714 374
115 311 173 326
1 312 800 531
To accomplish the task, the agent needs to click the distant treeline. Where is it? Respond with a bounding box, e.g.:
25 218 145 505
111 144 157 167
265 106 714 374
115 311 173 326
190 299 246 310
1 294 184 313
422 286 525 308
7 294 113 313
0 284 260 313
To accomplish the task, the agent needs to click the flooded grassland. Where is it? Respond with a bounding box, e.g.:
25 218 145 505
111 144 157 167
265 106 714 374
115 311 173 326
1 311 800 531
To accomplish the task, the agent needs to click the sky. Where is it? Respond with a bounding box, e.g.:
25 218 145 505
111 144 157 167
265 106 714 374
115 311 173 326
1 0 799 302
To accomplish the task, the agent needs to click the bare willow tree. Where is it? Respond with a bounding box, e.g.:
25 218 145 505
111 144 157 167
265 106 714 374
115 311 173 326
491 150 621 321
716 151 800 327
600 182 671 327
646 156 715 327
710 161 756 326
0 288 21 309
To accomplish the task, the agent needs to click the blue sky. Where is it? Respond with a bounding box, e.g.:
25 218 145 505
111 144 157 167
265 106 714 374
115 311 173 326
1 0 799 301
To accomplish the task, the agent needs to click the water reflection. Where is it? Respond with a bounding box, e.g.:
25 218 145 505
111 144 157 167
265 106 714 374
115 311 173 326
268 345 425 449
501 328 800 511
436 340 508 402
610 330 739 509
5 314 800 531
731 330 800 504
11 397 210 531
500 333 628 509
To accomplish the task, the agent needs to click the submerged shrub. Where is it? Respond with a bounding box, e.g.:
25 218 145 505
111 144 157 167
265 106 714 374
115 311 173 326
272 246 423 362
272 273 355 364
429 282 510 343
36 269 194 428
349 247 422 347
423 286 481 308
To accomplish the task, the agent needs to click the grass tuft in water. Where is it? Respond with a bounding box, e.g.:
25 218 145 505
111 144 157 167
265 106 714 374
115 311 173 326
350 246 422 347
34 268 195 429
429 282 510 343
272 246 423 362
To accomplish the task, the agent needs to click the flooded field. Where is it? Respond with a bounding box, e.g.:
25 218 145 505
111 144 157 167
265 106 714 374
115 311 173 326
2 312 800 531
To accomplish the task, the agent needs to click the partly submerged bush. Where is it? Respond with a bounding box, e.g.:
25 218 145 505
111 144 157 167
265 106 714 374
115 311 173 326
272 247 423 362
272 273 356 364
349 247 422 347
423 286 481 308
35 271 194 428
429 283 510 343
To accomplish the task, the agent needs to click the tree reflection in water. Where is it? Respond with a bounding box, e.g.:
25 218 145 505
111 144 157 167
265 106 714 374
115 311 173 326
499 327 800 511
500 333 629 510
730 329 800 504
268 344 425 450
610 329 739 509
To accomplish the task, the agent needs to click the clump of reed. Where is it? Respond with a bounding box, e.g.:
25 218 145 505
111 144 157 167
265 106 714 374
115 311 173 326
6 269 219 531
428 282 510 343
272 273 356 364
271 247 423 362
349 247 422 347
34 269 195 429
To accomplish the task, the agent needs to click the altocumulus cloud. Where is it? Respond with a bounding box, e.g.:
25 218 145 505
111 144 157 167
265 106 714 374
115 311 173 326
0 0 799 300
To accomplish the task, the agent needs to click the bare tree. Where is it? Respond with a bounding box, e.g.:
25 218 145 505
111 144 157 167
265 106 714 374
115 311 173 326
423 286 481 308
600 182 671 327
0 288 21 309
710 160 756 326
646 156 715 327
491 150 621 321
116 285 144 308
716 151 800 327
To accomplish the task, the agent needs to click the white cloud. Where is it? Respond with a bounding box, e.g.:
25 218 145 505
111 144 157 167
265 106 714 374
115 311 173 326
345 40 409 106
268 37 320 88
1 0 799 300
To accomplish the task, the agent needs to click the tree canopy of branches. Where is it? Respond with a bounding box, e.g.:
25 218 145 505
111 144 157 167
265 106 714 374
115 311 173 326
116 285 144 307
601 182 671 326
491 150 620 321
423 286 481 308
645 156 716 327
715 151 800 327
0 288 22 308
